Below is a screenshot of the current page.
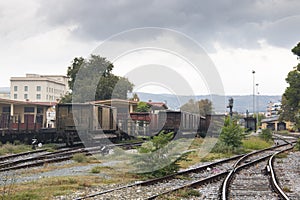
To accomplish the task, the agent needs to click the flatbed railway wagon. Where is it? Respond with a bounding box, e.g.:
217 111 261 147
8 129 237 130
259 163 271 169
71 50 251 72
56 103 117 146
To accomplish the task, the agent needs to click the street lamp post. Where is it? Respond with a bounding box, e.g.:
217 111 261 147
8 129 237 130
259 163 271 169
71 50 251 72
256 83 259 130
252 70 256 131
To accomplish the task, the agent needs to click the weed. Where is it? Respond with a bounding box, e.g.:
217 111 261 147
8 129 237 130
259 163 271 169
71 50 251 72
282 186 292 193
72 153 89 163
242 136 272 150
91 166 102 173
275 152 288 159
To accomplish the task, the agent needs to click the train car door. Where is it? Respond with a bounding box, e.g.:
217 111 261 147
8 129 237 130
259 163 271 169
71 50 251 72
24 114 34 123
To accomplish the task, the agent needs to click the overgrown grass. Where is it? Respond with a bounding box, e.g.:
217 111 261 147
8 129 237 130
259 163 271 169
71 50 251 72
242 136 273 150
275 152 288 159
157 188 201 199
0 143 32 156
277 130 290 135
90 166 113 174
0 176 98 200
72 153 90 163
200 153 232 162
0 172 141 200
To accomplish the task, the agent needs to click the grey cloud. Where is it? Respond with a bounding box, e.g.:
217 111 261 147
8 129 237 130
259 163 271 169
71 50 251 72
36 0 300 51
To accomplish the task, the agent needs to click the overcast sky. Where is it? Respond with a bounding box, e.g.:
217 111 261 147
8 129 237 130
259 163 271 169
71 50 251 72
0 0 299 95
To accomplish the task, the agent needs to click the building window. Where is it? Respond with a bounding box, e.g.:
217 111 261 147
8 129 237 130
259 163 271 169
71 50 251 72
14 86 18 91
14 94 17 99
24 107 34 113
24 94 28 99
37 107 43 114
24 86 28 91
36 94 41 100
37 86 41 91
2 107 10 113
46 95 48 100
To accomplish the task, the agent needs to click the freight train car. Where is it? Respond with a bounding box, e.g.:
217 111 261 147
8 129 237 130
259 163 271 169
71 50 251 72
158 110 207 133
56 103 117 146
129 110 207 136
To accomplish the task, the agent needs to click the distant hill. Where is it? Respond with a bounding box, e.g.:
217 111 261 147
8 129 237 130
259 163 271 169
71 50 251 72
133 92 281 113
0 87 10 93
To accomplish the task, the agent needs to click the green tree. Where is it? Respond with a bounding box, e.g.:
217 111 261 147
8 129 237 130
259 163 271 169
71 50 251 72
219 117 245 148
135 102 151 112
61 55 133 103
129 93 140 102
281 42 300 130
291 42 300 59
67 57 84 91
133 131 190 178
180 99 212 116
279 95 295 122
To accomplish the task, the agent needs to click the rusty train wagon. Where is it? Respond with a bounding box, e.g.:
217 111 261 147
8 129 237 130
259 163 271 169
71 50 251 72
129 110 207 136
157 110 206 133
56 103 117 146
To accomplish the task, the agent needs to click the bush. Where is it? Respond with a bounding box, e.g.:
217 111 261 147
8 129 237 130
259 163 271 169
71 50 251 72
295 138 300 151
72 153 88 163
259 129 273 142
132 131 190 178
91 166 102 173
219 117 246 148
211 141 234 154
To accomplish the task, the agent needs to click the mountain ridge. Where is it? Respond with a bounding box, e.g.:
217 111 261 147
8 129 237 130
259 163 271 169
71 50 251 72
133 92 281 113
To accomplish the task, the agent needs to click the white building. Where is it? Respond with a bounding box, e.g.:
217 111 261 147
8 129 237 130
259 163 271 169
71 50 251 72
266 101 282 117
10 74 69 102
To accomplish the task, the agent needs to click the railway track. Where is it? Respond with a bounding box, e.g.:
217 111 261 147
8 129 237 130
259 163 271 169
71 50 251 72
51 137 292 200
149 142 294 200
221 142 295 200
74 154 245 199
0 142 143 172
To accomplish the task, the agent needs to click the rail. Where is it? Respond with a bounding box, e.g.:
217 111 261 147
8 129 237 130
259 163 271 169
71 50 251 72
268 146 294 200
221 142 292 200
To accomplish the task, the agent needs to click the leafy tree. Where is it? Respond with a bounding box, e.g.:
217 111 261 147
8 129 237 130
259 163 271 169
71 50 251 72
291 42 300 59
135 102 151 112
61 55 133 103
281 42 300 130
67 57 84 91
279 95 295 122
180 99 212 116
219 117 245 148
129 93 140 102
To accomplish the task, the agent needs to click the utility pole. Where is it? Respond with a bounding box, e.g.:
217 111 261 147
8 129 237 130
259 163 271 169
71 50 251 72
252 70 256 131
227 97 234 119
256 83 259 130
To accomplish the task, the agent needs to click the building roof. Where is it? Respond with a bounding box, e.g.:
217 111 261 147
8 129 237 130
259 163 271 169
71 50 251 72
90 99 139 105
147 102 168 109
261 116 279 123
0 98 56 107
10 74 67 86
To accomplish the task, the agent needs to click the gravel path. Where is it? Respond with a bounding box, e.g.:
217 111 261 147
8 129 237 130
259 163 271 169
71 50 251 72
0 160 121 186
274 150 300 200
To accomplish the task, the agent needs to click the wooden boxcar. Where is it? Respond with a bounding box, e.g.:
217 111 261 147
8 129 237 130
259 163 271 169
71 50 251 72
129 110 207 135
56 103 117 145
